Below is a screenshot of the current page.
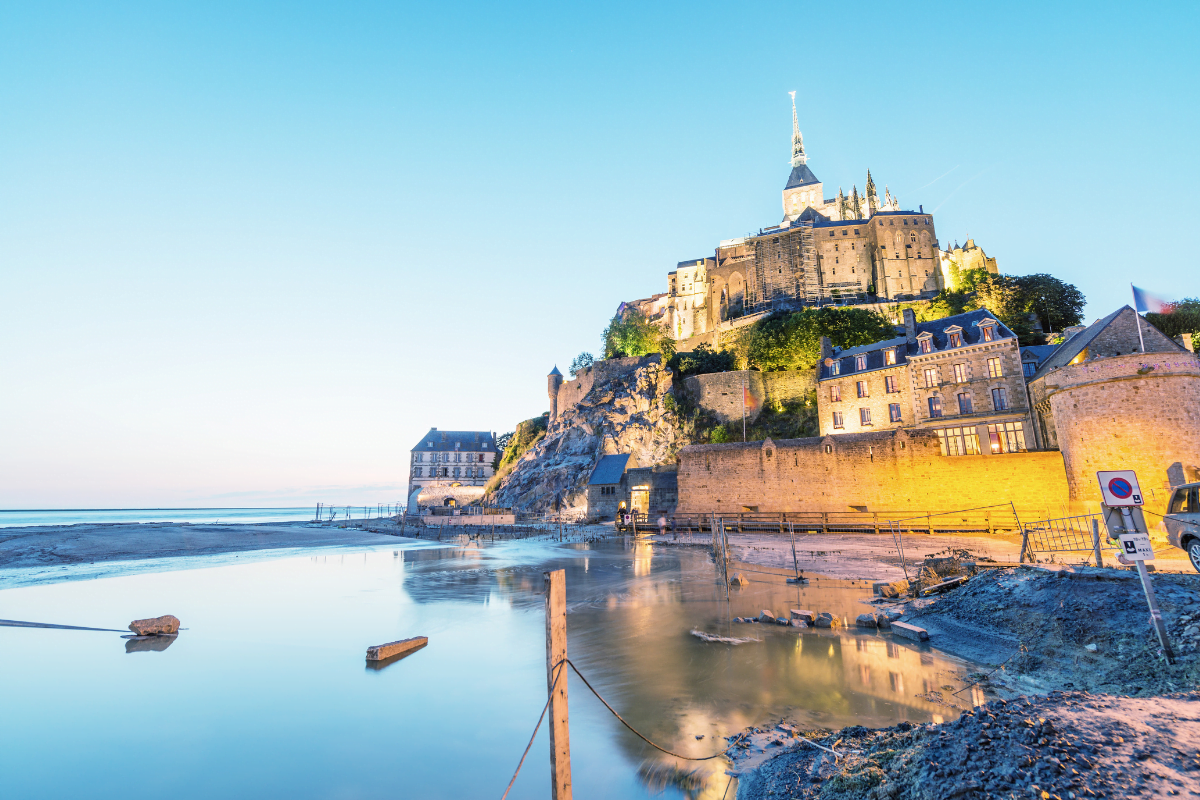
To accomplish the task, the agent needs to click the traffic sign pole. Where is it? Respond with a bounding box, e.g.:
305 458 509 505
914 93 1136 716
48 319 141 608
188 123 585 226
1135 560 1174 664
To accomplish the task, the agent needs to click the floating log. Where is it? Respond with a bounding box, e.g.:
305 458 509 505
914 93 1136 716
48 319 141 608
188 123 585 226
891 621 930 642
366 636 428 661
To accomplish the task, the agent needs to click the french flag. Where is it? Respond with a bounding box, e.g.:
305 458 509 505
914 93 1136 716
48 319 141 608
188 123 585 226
1132 285 1171 314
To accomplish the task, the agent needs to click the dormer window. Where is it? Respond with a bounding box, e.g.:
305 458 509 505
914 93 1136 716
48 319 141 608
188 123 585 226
917 335 933 354
855 354 867 371
982 325 994 342
948 332 962 347
885 348 897 366
830 361 840 376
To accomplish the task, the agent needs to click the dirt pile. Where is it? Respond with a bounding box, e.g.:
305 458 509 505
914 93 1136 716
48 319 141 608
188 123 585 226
888 566 1200 697
735 691 1200 800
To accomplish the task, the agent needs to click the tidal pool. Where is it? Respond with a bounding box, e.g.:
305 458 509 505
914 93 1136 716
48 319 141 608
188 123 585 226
0 537 982 799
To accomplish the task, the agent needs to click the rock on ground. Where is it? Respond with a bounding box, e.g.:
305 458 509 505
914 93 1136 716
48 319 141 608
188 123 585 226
734 690 1200 799
128 615 180 635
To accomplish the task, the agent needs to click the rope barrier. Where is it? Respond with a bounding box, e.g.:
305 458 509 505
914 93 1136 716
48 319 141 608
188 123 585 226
0 619 128 633
565 658 725 761
499 664 564 800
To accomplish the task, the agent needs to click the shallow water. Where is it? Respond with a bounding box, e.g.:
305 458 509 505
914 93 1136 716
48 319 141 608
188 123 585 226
0 507 320 527
0 538 982 799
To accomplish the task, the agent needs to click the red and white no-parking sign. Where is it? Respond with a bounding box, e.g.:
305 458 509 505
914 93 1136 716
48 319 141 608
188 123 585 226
1096 470 1144 506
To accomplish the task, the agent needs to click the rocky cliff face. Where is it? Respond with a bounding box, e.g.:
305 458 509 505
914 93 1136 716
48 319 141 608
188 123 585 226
488 355 684 515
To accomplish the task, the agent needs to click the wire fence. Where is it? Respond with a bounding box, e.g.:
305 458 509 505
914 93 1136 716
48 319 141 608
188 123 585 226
1019 512 1116 563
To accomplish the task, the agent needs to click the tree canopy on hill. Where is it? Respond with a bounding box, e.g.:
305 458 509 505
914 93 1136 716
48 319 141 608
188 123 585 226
732 306 896 372
602 309 675 359
1146 298 1200 340
920 272 1085 345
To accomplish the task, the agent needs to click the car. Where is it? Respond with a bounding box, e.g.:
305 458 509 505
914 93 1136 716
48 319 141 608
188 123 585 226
1164 482 1200 571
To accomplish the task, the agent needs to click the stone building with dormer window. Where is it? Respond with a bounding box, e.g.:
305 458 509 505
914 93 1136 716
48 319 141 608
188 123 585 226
817 308 1034 455
408 428 498 508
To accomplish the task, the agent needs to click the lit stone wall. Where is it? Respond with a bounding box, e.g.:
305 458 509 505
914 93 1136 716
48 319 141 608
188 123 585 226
677 429 1069 518
1036 351 1200 511
681 370 816 425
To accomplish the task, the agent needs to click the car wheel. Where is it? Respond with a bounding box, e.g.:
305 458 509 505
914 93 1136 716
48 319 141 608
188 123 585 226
1188 539 1200 574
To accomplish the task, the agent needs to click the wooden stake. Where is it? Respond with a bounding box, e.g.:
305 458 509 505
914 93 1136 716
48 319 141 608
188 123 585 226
545 569 572 800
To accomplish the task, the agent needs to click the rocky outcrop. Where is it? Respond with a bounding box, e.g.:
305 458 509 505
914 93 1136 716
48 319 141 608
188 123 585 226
488 355 686 515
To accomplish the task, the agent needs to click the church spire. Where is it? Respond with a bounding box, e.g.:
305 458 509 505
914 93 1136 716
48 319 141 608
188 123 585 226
788 91 807 167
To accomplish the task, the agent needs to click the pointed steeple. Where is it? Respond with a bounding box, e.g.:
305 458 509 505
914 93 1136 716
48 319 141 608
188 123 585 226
788 91 806 167
851 185 861 220
865 170 877 200
865 170 878 216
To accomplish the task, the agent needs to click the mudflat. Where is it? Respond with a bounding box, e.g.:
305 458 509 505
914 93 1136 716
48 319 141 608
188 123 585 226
0 521 401 570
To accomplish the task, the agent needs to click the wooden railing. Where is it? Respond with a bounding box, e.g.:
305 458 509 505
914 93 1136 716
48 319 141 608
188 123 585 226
626 508 1022 536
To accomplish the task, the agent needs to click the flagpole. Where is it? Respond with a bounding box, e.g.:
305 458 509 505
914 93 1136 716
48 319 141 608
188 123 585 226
1132 284 1146 353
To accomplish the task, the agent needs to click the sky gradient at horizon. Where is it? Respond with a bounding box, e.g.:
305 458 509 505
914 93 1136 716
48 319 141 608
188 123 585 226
2 1 1197 507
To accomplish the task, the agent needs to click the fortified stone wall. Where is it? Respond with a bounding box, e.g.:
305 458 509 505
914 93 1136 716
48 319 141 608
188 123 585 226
1036 351 1200 511
677 429 1069 518
681 369 816 425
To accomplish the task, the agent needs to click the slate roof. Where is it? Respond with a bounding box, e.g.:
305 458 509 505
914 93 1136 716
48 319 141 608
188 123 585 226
548 365 562 377
411 429 497 452
1027 306 1127 382
1020 345 1060 365
785 164 820 189
588 454 631 485
819 308 1015 380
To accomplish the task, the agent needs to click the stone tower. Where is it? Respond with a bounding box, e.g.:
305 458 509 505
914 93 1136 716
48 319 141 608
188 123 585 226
547 366 563 422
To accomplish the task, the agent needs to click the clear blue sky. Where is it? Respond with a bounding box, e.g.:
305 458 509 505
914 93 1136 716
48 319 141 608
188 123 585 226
2 2 1197 507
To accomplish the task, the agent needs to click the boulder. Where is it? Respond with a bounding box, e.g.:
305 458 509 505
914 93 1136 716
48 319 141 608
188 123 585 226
814 612 840 629
1084 643 1099 652
891 621 930 642
730 573 748 587
790 609 815 624
876 580 910 599
759 610 776 623
128 615 180 636
855 613 878 628
874 614 892 630
775 617 791 626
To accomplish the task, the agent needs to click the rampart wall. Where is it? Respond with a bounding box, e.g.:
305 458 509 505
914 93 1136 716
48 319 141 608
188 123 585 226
677 428 1069 518
1035 351 1200 511
553 355 658 423
681 369 816 424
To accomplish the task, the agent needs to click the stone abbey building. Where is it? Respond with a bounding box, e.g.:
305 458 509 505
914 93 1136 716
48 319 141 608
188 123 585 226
623 95 998 344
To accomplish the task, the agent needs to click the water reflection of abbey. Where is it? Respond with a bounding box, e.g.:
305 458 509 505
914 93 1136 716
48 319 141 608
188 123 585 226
395 541 978 745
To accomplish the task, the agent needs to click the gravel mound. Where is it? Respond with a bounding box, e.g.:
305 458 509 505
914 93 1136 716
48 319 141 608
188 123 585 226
898 566 1200 697
736 691 1200 799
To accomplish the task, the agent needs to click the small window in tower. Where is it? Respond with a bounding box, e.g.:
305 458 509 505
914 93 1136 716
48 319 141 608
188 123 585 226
854 229 860 235
842 230 848 236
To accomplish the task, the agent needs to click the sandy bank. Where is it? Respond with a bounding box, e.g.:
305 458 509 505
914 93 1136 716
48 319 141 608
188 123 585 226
0 520 404 573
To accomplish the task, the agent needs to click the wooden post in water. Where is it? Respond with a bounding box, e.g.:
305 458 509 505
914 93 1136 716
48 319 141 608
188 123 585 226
544 569 572 800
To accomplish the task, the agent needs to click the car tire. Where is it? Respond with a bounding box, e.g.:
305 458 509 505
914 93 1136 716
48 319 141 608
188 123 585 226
1188 539 1200 574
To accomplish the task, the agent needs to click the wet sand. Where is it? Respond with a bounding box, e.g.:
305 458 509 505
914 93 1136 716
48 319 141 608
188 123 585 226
0 520 402 571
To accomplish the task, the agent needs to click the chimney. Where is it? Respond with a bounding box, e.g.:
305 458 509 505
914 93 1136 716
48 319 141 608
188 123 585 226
819 336 834 363
903 308 917 343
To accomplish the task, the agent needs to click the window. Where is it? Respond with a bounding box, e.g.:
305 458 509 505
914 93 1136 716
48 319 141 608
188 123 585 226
854 229 860 235
982 325 995 342
928 396 943 418
413 467 423 477
842 230 848 236
857 380 868 398
441 467 449 477
860 408 872 425
992 387 1009 411
958 392 973 414
885 375 898 393
948 332 962 347
885 349 897 365
924 367 938 388
889 403 902 422
919 338 932 354
479 454 486 462
832 411 844 429
987 357 1003 378
937 426 982 456
830 385 841 402
453 467 460 478
1023 362 1037 377
952 363 967 383
835 243 839 252
855 354 866 370
830 361 840 375
455 452 462 462
986 422 1027 453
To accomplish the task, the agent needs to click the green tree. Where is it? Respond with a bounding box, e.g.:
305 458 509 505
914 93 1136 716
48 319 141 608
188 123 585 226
1013 274 1085 332
668 343 738 377
602 309 663 358
569 352 594 377
1146 298 1200 339
737 306 895 372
